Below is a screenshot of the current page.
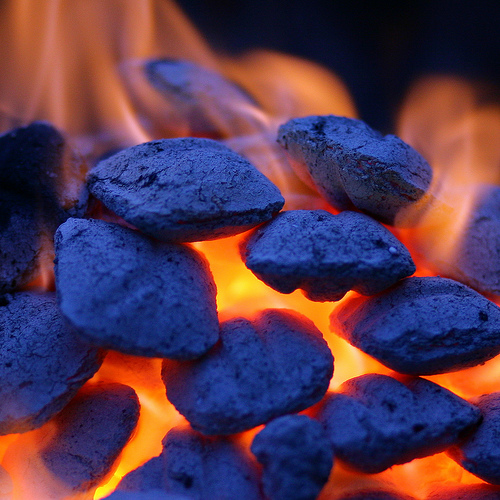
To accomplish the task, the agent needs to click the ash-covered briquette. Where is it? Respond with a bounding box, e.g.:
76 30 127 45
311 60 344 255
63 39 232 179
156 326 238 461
106 492 189 500
316 373 481 474
426 484 500 499
145 59 257 137
55 218 219 359
331 276 500 375
87 138 285 242
0 292 103 435
435 184 500 295
251 414 333 500
162 309 334 435
240 210 415 302
447 392 500 485
337 491 417 500
39 382 140 492
0 192 45 293
277 115 432 226
117 425 263 499
0 121 88 221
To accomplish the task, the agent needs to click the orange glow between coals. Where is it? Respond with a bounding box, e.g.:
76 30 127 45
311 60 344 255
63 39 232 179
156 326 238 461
0 1 499 499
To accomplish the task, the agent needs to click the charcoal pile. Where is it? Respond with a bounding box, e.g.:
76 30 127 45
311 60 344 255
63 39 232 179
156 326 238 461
1 107 500 500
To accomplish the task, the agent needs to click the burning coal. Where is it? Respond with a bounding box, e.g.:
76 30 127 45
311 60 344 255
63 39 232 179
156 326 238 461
1 1 500 500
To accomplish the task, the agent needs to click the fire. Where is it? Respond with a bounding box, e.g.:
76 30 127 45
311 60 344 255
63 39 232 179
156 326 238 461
0 1 499 499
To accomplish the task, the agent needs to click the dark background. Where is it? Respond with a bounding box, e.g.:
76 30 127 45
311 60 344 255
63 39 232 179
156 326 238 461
177 0 500 132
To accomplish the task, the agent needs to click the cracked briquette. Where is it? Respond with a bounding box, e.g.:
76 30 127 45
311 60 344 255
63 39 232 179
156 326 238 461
87 137 284 242
240 210 415 301
448 392 500 485
162 309 334 435
145 59 257 138
39 382 140 492
277 115 432 226
316 373 481 474
251 414 333 500
331 276 500 375
0 291 103 435
55 218 219 359
117 425 263 499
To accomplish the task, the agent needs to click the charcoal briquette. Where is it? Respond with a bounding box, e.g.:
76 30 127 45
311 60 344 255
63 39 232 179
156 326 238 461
39 382 140 492
162 309 334 435
435 184 500 295
447 392 500 484
145 59 257 138
277 115 432 226
240 210 415 301
0 121 88 222
331 276 500 375
87 137 284 242
55 218 219 359
105 492 189 500
337 491 417 500
251 414 333 500
427 483 500 500
0 191 46 293
0 291 103 435
316 373 481 474
117 425 263 499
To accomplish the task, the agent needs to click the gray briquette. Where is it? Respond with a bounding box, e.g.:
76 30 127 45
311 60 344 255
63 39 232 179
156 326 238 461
331 276 500 375
117 425 263 499
162 309 334 435
316 373 481 474
448 392 500 485
251 414 333 500
0 291 103 435
87 137 284 242
55 218 219 359
39 382 140 492
240 210 415 301
277 115 432 226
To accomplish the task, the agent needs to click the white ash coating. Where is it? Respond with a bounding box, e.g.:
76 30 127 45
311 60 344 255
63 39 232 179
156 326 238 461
0 291 103 435
317 373 481 474
162 309 334 435
331 276 500 375
55 218 219 359
277 115 432 226
240 210 415 301
87 138 284 242
39 382 140 492
251 414 333 500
